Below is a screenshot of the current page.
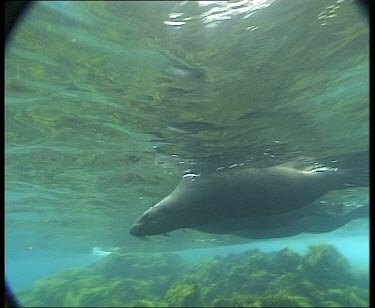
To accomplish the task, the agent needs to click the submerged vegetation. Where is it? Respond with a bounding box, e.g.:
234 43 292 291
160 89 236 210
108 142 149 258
18 243 368 307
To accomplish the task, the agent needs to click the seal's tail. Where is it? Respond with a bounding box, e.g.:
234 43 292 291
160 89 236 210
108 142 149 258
341 167 369 187
349 204 369 219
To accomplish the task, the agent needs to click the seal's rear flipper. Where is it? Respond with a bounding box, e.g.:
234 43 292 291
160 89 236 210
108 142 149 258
342 167 369 187
349 204 369 219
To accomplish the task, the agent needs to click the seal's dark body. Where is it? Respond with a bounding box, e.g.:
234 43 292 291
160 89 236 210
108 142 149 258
129 165 367 237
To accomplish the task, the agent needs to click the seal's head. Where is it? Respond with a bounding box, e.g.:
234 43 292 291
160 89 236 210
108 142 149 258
129 205 179 237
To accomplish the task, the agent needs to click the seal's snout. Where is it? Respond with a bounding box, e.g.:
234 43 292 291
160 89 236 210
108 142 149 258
130 204 177 237
129 223 142 237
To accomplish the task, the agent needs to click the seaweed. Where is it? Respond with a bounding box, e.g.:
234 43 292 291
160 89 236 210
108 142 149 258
299 244 352 286
18 243 368 307
165 284 202 307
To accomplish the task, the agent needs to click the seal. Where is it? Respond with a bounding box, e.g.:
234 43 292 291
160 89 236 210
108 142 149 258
129 164 368 237
195 203 369 239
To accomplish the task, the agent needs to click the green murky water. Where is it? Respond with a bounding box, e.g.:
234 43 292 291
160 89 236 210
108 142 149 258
5 0 369 306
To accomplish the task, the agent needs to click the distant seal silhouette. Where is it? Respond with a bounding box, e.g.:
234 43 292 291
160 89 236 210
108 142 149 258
129 164 368 237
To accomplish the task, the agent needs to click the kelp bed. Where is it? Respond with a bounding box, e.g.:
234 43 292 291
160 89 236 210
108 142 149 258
18 243 369 307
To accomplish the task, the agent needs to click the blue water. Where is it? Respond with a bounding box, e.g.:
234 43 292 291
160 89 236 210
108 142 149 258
6 252 105 291
173 234 370 268
8 233 368 292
